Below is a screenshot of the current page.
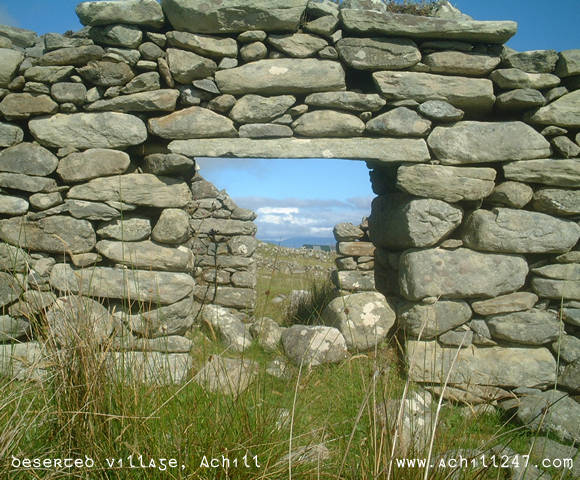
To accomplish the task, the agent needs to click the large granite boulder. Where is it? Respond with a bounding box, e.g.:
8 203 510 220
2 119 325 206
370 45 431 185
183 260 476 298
282 325 347 366
373 71 494 113
76 0 165 28
215 59 345 95
462 208 580 254
398 300 472 339
29 113 147 149
407 341 556 388
169 137 430 164
336 37 420 70
369 194 462 249
396 164 496 202
340 9 517 43
162 0 307 34
149 106 236 140
0 216 95 254
400 248 528 300
67 173 192 208
529 90 580 128
322 292 395 351
50 263 194 305
428 121 551 164
96 240 194 272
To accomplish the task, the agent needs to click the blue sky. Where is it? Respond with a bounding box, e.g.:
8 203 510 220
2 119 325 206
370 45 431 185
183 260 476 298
1 0 578 241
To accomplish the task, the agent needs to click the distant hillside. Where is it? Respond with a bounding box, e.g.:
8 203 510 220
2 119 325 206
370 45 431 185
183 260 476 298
260 236 336 249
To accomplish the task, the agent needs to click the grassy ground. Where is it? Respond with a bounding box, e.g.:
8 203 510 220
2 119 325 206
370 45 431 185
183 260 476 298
0 243 576 479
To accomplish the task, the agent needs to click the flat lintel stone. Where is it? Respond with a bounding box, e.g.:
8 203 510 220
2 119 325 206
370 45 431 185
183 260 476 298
169 138 430 164
340 9 517 44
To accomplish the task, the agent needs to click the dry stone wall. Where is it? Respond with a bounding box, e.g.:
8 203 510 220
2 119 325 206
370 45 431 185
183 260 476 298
0 0 578 403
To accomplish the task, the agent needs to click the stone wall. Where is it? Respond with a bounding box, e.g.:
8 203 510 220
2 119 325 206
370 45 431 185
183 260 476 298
0 0 579 400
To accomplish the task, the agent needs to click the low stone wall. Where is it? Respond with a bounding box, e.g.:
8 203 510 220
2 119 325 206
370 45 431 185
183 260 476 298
0 0 578 404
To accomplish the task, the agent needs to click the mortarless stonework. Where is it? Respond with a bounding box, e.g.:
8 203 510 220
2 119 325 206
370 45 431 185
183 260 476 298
0 0 578 408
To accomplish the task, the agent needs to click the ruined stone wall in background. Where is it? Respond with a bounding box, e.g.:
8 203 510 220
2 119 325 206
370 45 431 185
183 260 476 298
0 0 578 399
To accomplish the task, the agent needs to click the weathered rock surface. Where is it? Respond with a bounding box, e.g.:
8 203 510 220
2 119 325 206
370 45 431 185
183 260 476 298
407 341 556 388
67 174 192 208
373 71 494 113
529 90 580 128
322 292 395 351
366 107 431 137
57 149 130 183
96 216 151 242
463 208 580 254
515 390 580 443
490 68 560 89
0 272 23 308
504 49 558 73
487 310 560 345
77 60 134 87
115 295 199 338
215 59 345 95
0 122 24 147
533 263 580 281
29 112 147 149
0 243 32 273
229 95 296 123
96 240 194 272
0 342 47 381
396 164 496 202
46 295 113 347
152 209 190 244
0 195 28 216
268 33 328 58
532 188 580 216
166 48 217 83
559 361 580 392
398 300 472 339
143 153 194 177
149 106 237 140
50 263 194 305
89 24 143 49
496 88 545 111
503 159 580 188
0 216 95 254
532 277 580 301
200 305 252 352
194 356 256 395
0 93 58 120
340 9 517 43
166 31 238 59
471 292 538 316
0 173 57 193
400 248 528 300
282 325 347 366
0 143 58 177
336 37 420 70
86 89 179 113
24 66 75 84
250 317 283 352
487 181 533 208
169 137 430 164
0 316 29 342
66 200 120 221
162 0 307 34
76 0 165 28
423 51 500 76
369 194 462 249
417 100 463 122
428 121 551 164
333 270 375 292
305 91 385 112
0 48 24 88
293 110 365 137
